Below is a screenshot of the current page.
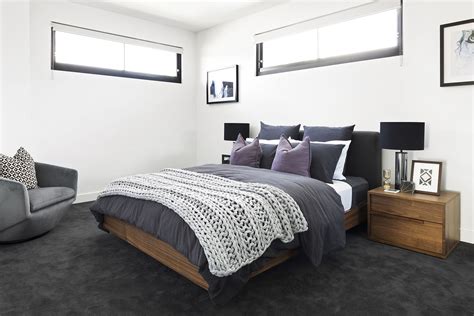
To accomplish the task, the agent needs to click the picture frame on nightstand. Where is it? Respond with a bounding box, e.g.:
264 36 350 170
411 160 442 195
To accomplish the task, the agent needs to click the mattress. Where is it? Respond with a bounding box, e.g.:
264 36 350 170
327 176 368 212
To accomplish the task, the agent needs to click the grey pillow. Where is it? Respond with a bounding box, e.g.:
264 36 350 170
243 142 277 169
308 143 344 183
230 134 262 168
0 147 38 189
303 125 355 141
258 122 301 140
271 137 311 177
259 143 277 169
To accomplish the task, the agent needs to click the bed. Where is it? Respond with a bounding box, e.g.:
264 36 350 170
90 131 381 303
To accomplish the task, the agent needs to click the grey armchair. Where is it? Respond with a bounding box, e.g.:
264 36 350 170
0 162 78 243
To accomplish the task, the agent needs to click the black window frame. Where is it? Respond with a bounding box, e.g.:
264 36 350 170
51 24 182 84
256 6 403 76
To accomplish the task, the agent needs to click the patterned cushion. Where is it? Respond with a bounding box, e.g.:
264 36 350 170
0 147 38 189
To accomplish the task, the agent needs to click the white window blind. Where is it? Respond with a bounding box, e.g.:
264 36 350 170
254 0 401 44
255 0 402 75
52 22 183 54
51 22 183 82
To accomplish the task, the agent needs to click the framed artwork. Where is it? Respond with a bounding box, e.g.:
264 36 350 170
440 19 474 87
411 160 442 196
207 65 239 104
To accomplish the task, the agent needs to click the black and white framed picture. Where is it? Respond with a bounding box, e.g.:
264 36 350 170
207 65 239 104
411 160 442 196
440 19 474 87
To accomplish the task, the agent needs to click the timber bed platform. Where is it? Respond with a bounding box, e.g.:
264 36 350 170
102 204 366 290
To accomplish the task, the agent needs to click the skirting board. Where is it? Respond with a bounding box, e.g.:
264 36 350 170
74 191 99 204
461 228 474 244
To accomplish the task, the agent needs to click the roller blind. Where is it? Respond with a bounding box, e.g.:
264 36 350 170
254 0 401 44
51 22 183 54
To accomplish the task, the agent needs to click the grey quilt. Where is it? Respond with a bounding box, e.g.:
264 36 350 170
90 164 345 304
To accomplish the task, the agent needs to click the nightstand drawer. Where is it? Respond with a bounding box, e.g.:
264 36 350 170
370 213 443 254
371 195 444 224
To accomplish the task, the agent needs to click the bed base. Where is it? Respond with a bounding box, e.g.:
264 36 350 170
103 204 366 290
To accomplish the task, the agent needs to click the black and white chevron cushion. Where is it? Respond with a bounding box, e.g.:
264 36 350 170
0 147 38 189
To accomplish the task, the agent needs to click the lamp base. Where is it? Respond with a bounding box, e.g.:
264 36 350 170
395 151 408 190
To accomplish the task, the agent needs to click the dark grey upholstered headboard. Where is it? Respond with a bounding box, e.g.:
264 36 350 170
345 132 381 190
298 130 381 189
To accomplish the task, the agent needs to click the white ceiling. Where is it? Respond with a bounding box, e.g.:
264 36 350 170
73 0 288 32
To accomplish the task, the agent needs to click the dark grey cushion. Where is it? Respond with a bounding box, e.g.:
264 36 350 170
303 125 355 141
258 122 301 140
28 187 76 212
260 143 278 169
308 143 344 183
271 137 311 177
230 134 262 168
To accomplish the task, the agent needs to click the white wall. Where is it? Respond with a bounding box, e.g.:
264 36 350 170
195 1 474 243
1 1 32 156
0 1 3 152
1 0 197 202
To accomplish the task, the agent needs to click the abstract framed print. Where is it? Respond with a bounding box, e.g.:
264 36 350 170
207 65 239 104
440 19 474 87
411 160 443 196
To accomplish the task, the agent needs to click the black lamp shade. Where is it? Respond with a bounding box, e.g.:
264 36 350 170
380 122 425 150
224 123 250 141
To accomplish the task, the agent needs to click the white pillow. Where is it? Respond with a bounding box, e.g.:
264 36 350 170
289 137 351 180
246 138 280 145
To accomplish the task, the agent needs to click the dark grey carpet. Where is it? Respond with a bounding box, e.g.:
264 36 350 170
1 202 473 315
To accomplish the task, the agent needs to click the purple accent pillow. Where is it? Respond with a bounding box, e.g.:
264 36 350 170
230 134 262 168
271 136 311 177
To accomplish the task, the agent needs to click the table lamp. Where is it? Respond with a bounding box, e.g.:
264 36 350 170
380 122 425 189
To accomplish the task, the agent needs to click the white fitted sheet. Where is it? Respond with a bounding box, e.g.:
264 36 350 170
327 180 353 212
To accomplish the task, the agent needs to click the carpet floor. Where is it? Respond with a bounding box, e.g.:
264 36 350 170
1 202 473 315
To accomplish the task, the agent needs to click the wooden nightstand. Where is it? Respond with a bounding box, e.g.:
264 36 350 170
368 187 460 258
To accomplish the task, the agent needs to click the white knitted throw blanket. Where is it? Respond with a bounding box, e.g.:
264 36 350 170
99 168 308 277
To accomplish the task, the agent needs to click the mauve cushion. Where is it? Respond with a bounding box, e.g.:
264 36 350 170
308 143 344 183
230 134 262 167
303 125 355 141
258 122 301 140
259 139 344 183
271 137 311 177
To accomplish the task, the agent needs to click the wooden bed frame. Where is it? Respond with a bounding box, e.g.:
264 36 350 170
102 204 367 290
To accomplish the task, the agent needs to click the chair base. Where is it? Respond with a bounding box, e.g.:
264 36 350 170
0 198 74 243
0 230 52 244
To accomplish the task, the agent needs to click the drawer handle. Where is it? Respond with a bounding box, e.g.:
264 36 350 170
372 211 425 224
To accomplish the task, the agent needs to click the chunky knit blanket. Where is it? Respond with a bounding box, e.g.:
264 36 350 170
98 168 308 277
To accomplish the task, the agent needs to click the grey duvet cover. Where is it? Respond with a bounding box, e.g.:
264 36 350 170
90 164 345 304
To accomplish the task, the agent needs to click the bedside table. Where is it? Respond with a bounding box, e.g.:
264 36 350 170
368 187 460 258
